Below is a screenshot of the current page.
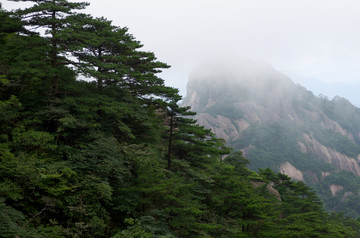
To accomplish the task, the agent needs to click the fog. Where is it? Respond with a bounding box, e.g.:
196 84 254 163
184 58 297 106
187 57 285 91
3 0 360 104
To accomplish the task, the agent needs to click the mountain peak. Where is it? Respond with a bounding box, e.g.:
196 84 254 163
183 60 360 217
183 59 299 114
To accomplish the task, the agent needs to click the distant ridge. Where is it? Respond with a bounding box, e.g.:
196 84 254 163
183 59 360 217
285 71 360 108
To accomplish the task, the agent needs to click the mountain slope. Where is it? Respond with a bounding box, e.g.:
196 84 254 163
182 59 360 217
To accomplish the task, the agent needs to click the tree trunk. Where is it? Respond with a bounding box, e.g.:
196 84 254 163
167 112 174 171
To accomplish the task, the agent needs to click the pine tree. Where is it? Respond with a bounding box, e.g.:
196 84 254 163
9 0 89 95
63 14 170 98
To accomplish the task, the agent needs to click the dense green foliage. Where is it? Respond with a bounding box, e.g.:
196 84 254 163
1 1 359 237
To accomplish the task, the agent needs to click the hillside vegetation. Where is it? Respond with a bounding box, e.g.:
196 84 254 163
1 1 360 237
182 59 360 218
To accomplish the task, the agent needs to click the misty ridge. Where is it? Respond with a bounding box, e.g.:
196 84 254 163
184 56 360 113
183 57 315 113
183 57 360 218
288 72 360 108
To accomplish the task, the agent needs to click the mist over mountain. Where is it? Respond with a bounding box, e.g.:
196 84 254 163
285 71 360 108
183 59 360 217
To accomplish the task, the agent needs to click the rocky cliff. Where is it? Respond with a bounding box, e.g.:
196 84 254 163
182 59 360 217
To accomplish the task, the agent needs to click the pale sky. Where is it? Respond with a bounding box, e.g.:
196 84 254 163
3 0 360 97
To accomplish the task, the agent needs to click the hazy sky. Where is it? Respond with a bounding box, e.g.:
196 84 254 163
3 0 360 96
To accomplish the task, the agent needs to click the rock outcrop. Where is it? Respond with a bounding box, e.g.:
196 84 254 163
251 181 281 201
279 162 304 181
302 133 360 176
330 185 344 196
